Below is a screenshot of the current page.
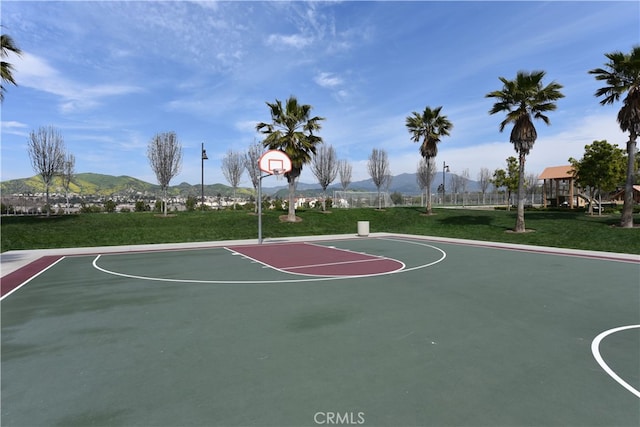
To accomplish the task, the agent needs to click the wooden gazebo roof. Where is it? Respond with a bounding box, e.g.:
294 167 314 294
538 165 575 180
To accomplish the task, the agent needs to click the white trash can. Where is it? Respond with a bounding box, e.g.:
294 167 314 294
357 221 369 237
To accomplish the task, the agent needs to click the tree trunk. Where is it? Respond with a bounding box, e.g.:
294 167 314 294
163 188 168 216
620 135 636 228
515 152 526 232
287 177 297 222
597 190 603 217
426 159 432 215
45 185 50 217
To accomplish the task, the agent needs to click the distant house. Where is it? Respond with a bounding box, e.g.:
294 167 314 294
611 185 640 204
539 165 578 208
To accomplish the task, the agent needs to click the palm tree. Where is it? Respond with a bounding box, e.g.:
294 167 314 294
1 32 22 102
589 46 640 228
406 106 453 215
256 96 325 222
486 70 564 232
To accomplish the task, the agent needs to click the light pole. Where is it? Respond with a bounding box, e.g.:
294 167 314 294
201 143 208 211
442 161 450 205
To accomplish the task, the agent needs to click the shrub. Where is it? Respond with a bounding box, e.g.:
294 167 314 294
185 196 197 211
104 200 117 213
80 203 102 214
134 200 148 212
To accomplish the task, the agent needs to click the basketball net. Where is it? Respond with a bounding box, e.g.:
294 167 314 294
272 168 284 181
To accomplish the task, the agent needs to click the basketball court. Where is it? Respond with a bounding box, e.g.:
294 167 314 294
2 232 638 426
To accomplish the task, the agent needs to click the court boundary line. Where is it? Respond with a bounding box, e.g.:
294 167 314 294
385 233 640 264
2 232 636 277
0 256 66 301
2 232 636 297
591 324 640 398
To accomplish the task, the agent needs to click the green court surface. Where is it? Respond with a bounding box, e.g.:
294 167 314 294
1 235 639 427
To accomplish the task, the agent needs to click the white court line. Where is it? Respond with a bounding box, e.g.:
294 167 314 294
231 240 405 273
282 256 401 271
225 245 406 278
591 324 640 398
92 240 446 284
304 241 397 261
0 257 67 301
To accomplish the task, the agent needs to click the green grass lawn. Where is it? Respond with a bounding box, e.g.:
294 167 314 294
1 207 639 254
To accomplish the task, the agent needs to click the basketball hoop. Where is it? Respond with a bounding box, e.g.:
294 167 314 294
258 150 292 176
257 150 293 244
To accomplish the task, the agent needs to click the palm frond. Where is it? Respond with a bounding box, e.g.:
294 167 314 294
487 70 563 149
405 105 453 160
590 46 640 106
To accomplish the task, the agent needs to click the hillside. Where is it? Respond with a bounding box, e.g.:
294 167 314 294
267 172 483 196
0 173 253 198
1 171 482 198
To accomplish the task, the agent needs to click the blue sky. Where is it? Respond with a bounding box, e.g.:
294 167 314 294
1 0 638 187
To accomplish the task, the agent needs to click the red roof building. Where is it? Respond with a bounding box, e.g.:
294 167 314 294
538 165 577 208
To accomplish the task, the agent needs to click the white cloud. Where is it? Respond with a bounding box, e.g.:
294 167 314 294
234 120 259 134
2 1 637 187
1 121 29 137
437 113 626 180
192 1 220 12
314 72 343 88
12 51 142 113
266 34 313 49
342 112 628 184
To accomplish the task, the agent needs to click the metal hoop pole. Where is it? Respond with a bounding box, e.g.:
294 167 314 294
258 169 284 244
258 174 264 244
257 172 270 244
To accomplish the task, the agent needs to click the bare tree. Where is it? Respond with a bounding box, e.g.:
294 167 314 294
311 145 339 211
417 158 437 206
61 153 75 214
27 126 66 216
147 131 182 216
244 141 263 212
460 168 470 207
367 148 391 209
449 173 461 205
338 159 352 191
383 174 393 193
525 172 539 206
222 149 244 210
478 167 492 205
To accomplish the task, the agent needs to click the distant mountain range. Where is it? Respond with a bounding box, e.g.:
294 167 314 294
1 171 484 198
